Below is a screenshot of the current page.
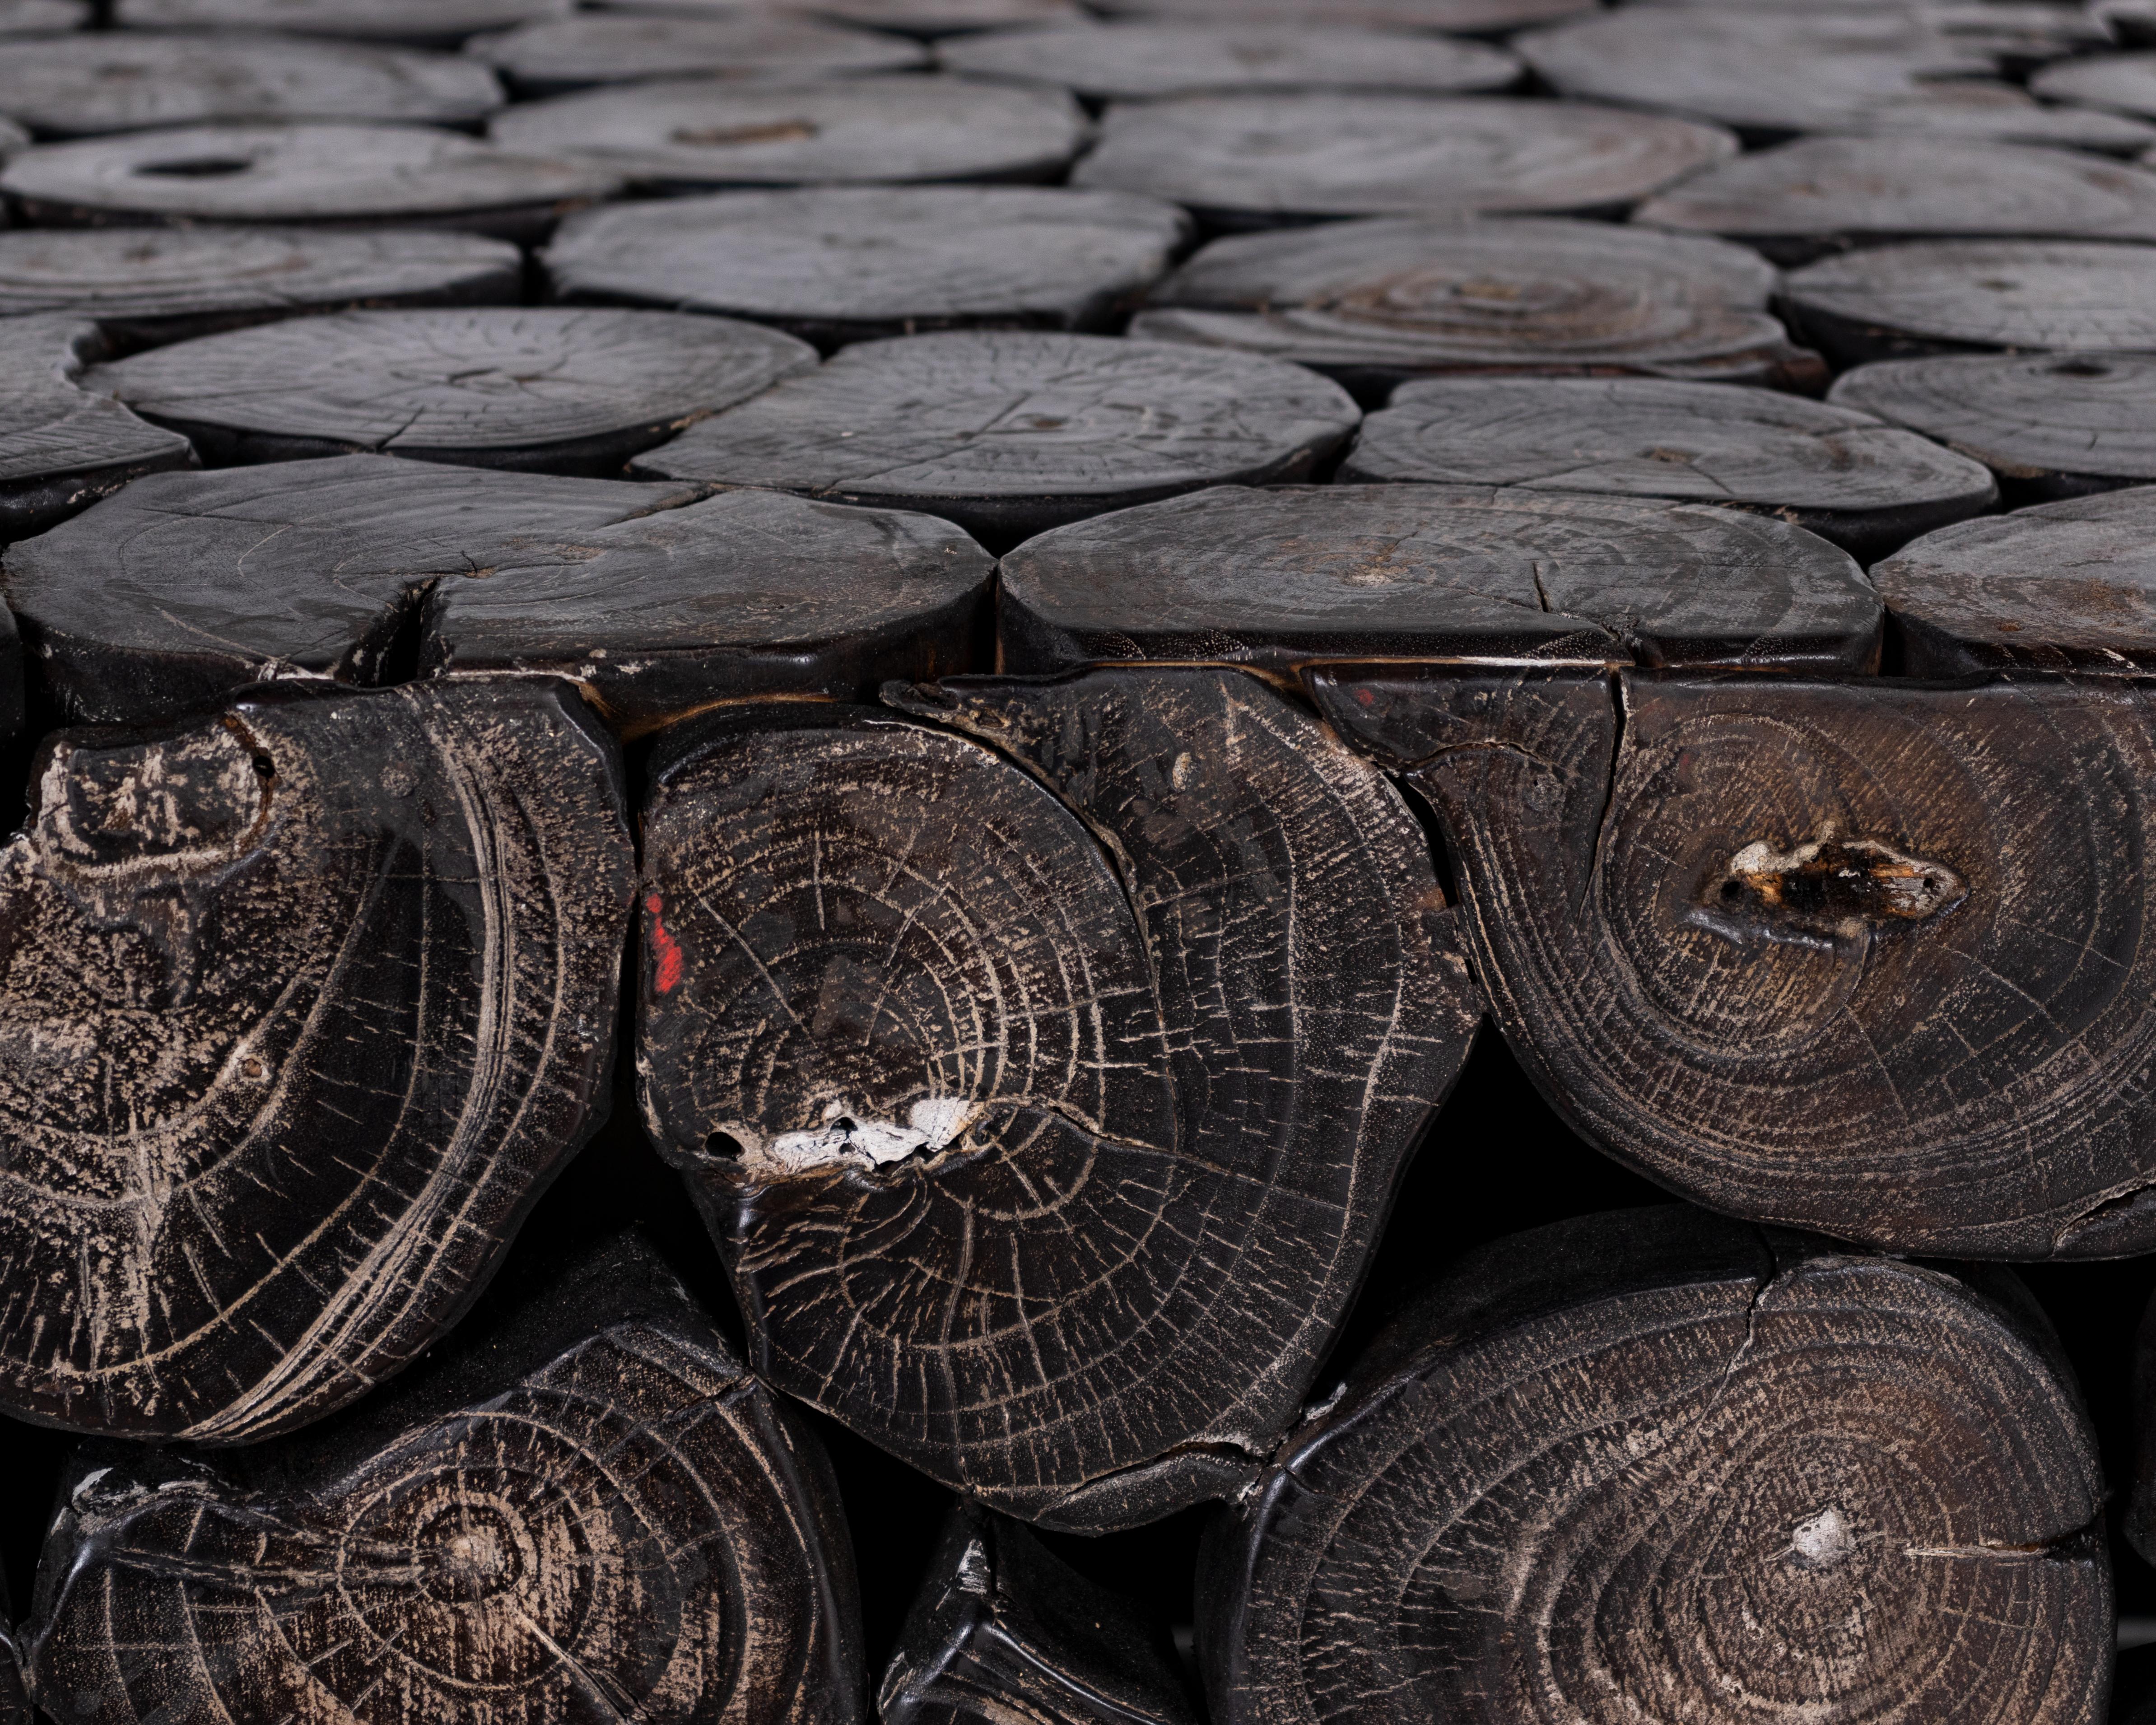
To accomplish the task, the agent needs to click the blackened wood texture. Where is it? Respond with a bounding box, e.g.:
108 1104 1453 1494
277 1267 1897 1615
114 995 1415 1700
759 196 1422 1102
1870 486 2156 674
999 484 1881 676
0 676 633 1437
1783 240 2156 365
25 1235 866 1725
0 226 522 350
542 186 1190 345
1072 96 1737 228
1202 1206 2110 1725
607 0 1088 36
940 22 1522 102
1635 136 2156 266
115 0 572 48
1089 0 1595 35
1831 351 2156 499
467 14 925 97
0 34 504 136
1128 216 1824 396
490 76 1090 190
637 669 1481 1530
81 307 815 475
1341 377 1997 561
2032 49 2156 118
0 0 84 31
1314 666 2156 1258
632 331 1359 548
882 1502 1195 1725
0 316 193 543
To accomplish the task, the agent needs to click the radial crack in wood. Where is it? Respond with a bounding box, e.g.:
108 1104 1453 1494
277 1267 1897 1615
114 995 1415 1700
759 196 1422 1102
114 0 572 49
466 12 925 97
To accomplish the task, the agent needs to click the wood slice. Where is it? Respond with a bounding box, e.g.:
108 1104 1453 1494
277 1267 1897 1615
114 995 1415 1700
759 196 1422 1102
999 484 1881 675
115 0 573 49
2033 47 2156 117
1341 377 1997 561
605 0 1089 37
882 1503 1195 1725
0 122 622 243
1312 664 2156 1257
1071 95 1737 228
0 316 193 544
631 331 1360 548
1831 350 2156 499
1203 1205 2109 1725
1869 486 2156 674
1784 238 2156 364
637 668 1481 1529
0 33 504 137
81 307 816 475
0 0 84 32
940 21 1523 102
490 75 1090 190
1088 0 1597 38
544 186 1190 345
1129 215 1825 398
1634 135 2156 266
0 225 522 350
466 13 925 97
0 675 633 1436
24 1235 866 1725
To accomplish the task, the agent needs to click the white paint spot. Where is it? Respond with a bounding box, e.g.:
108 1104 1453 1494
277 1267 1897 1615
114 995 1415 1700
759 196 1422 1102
742 1095 984 1176
1790 1505 1857 1569
956 1538 992 1596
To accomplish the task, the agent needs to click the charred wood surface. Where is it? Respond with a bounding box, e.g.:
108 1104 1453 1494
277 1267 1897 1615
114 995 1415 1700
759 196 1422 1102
0 675 633 1437
467 13 926 97
637 668 1481 1530
114 0 572 48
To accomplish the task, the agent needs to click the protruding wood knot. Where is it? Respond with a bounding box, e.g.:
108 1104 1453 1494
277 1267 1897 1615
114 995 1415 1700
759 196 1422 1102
1692 831 1966 950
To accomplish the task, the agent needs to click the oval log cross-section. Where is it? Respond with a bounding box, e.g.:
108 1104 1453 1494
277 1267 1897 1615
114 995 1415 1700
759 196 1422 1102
637 668 1481 1530
0 675 633 1437
631 331 1360 549
2032 49 2156 120
1341 377 1997 561
80 307 815 474
25 1235 865 1725
1313 665 2156 1258
466 13 924 97
607 0 1089 36
1129 216 1823 396
113 0 570 48
1204 1206 2110 1725
543 186 1191 346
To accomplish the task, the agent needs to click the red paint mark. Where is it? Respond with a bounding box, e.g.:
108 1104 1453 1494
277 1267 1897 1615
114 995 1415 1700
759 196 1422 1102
1354 687 1374 708
645 892 683 993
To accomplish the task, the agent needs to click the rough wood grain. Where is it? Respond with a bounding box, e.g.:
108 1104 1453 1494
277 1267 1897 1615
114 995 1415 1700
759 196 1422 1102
81 307 815 475
0 315 193 544
542 186 1191 346
0 33 505 137
940 21 1522 102
1831 350 2156 499
115 0 572 49
1341 377 1997 561
1204 1205 2110 1725
1072 95 1737 228
1783 238 2156 364
1635 135 2156 266
0 0 85 32
0 226 522 350
999 483 1881 676
0 122 622 242
637 667 1481 1530
1314 664 2156 1258
634 330 1358 547
0 675 633 1437
490 75 1090 190
1128 216 1825 397
882 1502 1195 1725
24 1235 866 1725
1088 0 1595 36
466 13 924 97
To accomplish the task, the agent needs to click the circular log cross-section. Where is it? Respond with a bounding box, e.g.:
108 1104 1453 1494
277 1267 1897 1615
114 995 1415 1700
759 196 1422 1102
26 1238 865 1725
467 13 924 96
633 330 1357 546
1204 1206 2109 1725
1784 240 2156 366
1832 351 2156 500
80 307 815 474
1071 94 1734 228
1129 215 1823 396
113 0 570 47
1090 0 1596 35
999 483 1881 676
0 676 633 1438
637 669 1481 1530
543 186 1191 346
1341 377 1997 561
0 34 504 136
490 76 1090 190
940 22 1522 101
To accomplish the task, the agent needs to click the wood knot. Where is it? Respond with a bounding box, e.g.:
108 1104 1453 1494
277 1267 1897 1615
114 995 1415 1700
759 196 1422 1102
1691 832 1967 950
